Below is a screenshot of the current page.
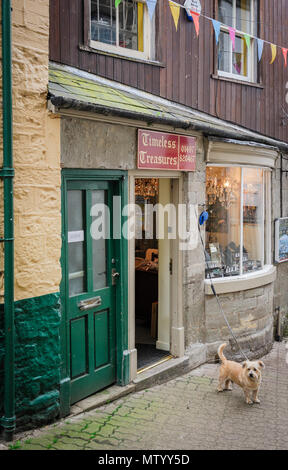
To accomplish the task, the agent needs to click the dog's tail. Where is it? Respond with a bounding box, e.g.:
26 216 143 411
218 343 227 363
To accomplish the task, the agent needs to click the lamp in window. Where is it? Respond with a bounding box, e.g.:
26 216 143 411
206 173 236 209
135 178 159 200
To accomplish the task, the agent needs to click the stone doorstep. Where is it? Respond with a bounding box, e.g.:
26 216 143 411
69 355 194 417
133 355 190 391
69 384 136 417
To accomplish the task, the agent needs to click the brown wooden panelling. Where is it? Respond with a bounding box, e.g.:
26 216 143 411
49 0 288 143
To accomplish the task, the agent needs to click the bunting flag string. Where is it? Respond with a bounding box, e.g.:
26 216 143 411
228 27 236 51
257 38 264 62
270 44 277 64
146 0 157 20
211 19 221 45
190 11 200 37
114 0 288 69
244 34 251 50
169 1 180 32
282 48 288 67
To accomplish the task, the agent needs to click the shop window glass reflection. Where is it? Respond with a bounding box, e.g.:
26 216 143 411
205 166 267 279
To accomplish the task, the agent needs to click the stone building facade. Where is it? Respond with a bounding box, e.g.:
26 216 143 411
0 0 62 429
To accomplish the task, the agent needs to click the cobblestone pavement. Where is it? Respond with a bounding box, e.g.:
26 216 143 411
4 341 288 451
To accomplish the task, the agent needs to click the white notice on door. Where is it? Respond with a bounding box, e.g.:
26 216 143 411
68 230 84 243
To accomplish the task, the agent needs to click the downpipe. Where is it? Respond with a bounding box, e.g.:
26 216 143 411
0 0 16 441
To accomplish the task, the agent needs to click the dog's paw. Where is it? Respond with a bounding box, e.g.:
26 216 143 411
217 387 223 393
253 398 261 404
246 399 253 405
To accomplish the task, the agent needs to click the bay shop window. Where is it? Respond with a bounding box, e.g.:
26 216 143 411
205 166 271 279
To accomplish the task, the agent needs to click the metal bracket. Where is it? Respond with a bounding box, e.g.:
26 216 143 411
0 167 14 178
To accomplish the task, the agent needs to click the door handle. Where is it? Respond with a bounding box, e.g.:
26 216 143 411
112 269 120 285
78 296 102 311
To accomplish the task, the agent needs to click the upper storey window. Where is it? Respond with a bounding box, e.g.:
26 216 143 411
90 0 153 60
217 0 258 82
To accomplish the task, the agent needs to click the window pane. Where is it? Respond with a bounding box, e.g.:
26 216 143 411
206 167 241 278
119 0 141 51
68 190 85 296
236 0 251 34
218 0 233 27
218 31 231 73
91 190 107 290
91 0 144 52
232 36 248 77
91 0 117 45
242 168 264 273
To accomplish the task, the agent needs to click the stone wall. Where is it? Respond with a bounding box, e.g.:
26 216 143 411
205 284 274 361
0 0 61 429
182 136 206 349
0 0 61 302
61 117 136 169
0 293 61 429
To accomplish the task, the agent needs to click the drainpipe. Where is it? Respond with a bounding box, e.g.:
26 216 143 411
0 0 15 441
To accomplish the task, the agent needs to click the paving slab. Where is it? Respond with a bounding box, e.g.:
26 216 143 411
2 341 288 450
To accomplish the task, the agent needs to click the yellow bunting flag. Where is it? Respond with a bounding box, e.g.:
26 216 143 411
169 1 180 31
270 44 277 64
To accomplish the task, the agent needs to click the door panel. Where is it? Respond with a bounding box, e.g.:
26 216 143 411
66 180 117 404
94 309 110 369
70 316 88 379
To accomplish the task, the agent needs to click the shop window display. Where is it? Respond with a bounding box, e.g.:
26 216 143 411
205 166 268 279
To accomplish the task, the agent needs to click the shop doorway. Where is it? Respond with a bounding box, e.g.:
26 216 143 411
134 178 172 371
61 170 129 409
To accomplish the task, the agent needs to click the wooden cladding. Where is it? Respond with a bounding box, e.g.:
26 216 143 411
49 0 288 143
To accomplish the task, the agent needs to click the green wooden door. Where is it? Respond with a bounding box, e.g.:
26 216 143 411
66 180 118 404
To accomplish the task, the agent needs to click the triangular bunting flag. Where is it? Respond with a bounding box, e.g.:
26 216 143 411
270 44 277 64
244 34 251 49
146 0 157 20
228 27 236 50
115 0 122 7
190 11 200 37
169 1 180 31
257 38 264 61
212 19 221 45
282 48 288 67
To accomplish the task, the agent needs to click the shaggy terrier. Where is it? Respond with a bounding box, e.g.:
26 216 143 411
217 343 265 405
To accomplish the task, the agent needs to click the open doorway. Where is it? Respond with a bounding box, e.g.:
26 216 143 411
134 178 171 371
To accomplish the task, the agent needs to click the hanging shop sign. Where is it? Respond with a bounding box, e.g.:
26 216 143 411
275 217 288 263
137 129 196 171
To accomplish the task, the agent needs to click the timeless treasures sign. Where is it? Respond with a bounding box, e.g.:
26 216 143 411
137 129 196 171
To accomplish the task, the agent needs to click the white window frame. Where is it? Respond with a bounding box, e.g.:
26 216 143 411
89 0 153 61
217 0 257 83
205 164 272 280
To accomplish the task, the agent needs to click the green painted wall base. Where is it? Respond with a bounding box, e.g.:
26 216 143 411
0 293 61 430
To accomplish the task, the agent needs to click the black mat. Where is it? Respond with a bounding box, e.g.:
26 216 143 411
136 343 170 370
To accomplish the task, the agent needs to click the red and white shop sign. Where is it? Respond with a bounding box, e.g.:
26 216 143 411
137 129 196 171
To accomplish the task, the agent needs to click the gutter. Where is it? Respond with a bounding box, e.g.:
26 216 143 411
0 0 15 441
49 95 288 154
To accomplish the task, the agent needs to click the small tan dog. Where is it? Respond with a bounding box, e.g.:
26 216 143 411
217 343 265 405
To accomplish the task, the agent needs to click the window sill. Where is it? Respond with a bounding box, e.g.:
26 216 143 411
204 265 276 295
211 74 264 89
79 44 165 68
